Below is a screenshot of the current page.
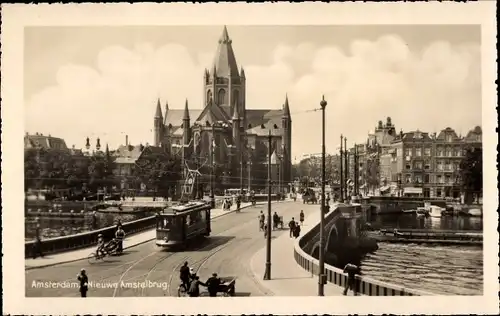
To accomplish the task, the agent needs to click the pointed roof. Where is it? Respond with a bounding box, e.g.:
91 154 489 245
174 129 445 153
183 99 190 120
232 99 240 120
240 67 245 78
163 101 169 124
155 98 163 118
283 94 291 118
213 26 239 78
195 97 230 125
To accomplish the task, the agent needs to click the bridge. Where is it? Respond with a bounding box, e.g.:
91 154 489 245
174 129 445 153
25 199 295 297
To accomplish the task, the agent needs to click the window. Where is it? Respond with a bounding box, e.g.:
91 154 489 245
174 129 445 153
445 175 451 184
405 164 411 170
445 147 452 157
415 148 422 157
436 147 443 157
217 89 226 105
405 174 411 183
424 174 430 183
414 175 422 184
437 161 443 171
404 148 411 157
207 89 213 103
445 134 453 142
445 161 451 171
414 161 423 169
436 189 442 197
424 147 431 156
437 175 443 184
424 162 431 170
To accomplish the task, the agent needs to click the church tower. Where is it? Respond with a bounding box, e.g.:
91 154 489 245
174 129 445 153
204 26 246 125
282 95 292 184
154 98 163 147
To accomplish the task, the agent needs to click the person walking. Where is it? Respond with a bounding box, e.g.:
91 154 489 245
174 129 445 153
299 210 305 226
115 225 125 254
77 268 89 297
343 263 360 296
205 273 222 297
288 217 296 238
32 224 44 259
293 224 301 239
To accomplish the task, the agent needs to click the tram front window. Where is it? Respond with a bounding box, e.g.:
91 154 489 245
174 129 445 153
158 217 173 229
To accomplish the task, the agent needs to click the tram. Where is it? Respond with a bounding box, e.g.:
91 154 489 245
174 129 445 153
155 201 212 249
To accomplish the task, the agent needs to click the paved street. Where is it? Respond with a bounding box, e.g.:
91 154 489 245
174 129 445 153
25 200 303 297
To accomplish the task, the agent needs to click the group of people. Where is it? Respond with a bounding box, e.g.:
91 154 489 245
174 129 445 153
96 224 126 258
287 210 304 239
179 261 223 297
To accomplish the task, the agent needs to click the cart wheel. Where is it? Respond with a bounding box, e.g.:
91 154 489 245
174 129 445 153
87 252 98 264
178 284 188 297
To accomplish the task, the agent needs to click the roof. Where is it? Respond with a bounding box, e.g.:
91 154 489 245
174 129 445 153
436 127 460 141
113 144 143 164
24 134 68 151
401 131 433 142
164 109 203 128
213 26 240 78
194 98 231 125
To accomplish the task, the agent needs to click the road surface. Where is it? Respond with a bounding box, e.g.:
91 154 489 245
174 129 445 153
26 201 307 297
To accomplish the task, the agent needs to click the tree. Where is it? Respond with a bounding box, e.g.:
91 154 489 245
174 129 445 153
250 140 269 190
88 150 117 192
133 150 182 198
459 146 482 204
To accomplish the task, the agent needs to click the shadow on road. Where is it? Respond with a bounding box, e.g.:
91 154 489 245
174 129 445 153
186 236 235 252
233 292 252 297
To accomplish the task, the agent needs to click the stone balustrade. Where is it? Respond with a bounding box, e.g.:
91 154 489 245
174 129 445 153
293 204 434 296
25 215 156 258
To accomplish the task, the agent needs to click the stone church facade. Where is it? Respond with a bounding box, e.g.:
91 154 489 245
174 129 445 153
152 26 292 192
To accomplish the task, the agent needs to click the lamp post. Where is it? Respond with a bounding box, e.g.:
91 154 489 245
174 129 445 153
210 123 216 209
318 95 327 296
340 135 344 203
263 124 278 280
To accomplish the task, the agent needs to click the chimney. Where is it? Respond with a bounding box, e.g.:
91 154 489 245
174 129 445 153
125 135 129 146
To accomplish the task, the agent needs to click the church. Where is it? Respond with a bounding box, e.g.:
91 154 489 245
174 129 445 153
152 26 292 193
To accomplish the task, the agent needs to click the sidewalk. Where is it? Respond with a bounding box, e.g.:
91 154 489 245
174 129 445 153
25 201 253 270
250 207 356 296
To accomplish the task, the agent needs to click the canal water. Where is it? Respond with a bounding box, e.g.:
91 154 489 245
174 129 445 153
25 212 154 241
360 215 483 295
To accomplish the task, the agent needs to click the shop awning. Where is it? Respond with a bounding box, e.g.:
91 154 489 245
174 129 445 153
404 187 422 194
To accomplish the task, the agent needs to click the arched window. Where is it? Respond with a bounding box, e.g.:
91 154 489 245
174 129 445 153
218 89 226 105
207 90 212 104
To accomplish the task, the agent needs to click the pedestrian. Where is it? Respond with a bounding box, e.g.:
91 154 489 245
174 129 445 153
32 224 44 259
293 224 301 238
343 263 360 296
115 225 125 253
205 273 221 297
188 275 204 297
299 210 305 226
77 268 89 297
288 217 296 238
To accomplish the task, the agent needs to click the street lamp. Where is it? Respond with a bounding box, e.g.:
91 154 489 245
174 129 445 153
262 123 278 281
318 95 327 296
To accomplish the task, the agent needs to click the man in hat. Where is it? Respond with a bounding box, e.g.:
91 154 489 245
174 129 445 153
205 273 221 297
77 268 89 297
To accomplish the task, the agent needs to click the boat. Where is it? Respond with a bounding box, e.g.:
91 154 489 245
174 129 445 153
416 207 430 217
427 205 445 218
467 208 482 217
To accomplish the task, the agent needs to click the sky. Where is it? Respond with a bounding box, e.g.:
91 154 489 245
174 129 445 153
24 25 481 161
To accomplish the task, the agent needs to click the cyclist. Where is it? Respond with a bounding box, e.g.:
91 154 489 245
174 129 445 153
96 234 105 258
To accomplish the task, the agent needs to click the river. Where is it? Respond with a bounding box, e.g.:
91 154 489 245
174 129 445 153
360 215 483 295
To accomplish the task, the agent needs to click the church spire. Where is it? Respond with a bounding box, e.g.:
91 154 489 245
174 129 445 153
183 99 190 120
155 98 163 118
283 94 291 118
213 25 239 78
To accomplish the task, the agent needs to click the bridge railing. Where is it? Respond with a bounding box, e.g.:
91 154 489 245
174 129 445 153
25 215 156 258
294 203 434 296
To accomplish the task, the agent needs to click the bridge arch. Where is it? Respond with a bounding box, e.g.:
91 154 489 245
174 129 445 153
326 224 339 252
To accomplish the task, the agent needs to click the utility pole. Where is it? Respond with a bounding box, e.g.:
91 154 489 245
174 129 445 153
210 124 216 208
318 95 327 296
340 135 344 203
344 137 348 201
263 129 272 280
